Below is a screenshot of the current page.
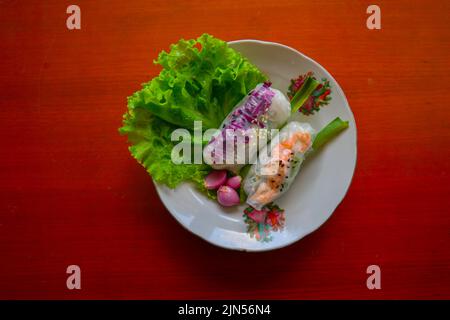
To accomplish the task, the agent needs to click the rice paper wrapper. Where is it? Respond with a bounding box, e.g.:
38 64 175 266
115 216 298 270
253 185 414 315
243 121 316 210
203 83 290 173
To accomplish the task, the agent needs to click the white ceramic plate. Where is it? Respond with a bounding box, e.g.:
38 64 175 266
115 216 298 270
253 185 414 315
155 40 357 251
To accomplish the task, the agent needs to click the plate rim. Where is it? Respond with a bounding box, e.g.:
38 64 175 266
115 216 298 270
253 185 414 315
154 39 358 252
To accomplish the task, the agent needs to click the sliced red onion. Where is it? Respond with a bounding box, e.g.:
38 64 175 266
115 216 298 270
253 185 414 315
204 170 227 190
226 176 242 189
217 186 240 207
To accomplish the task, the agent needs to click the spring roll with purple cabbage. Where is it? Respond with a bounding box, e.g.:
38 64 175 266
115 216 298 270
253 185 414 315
203 83 291 173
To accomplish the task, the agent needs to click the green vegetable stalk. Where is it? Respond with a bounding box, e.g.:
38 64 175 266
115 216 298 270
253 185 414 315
312 117 349 150
290 76 320 113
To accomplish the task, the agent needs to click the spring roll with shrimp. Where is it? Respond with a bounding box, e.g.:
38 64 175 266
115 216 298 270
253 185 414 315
243 121 315 210
243 117 349 209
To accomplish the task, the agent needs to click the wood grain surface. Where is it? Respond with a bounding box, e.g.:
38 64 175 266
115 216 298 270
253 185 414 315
0 0 449 299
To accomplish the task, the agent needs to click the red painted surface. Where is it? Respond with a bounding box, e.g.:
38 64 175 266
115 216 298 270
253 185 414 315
0 0 449 299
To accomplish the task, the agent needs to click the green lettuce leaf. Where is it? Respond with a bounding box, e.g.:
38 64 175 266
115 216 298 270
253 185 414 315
127 34 267 130
120 34 266 194
120 107 215 197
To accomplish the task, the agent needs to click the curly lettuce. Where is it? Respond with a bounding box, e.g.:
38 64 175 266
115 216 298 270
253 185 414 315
127 34 267 130
120 34 267 192
120 107 212 192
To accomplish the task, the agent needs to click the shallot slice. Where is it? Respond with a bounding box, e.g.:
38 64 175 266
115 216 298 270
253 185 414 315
217 186 240 207
226 175 242 189
204 170 227 190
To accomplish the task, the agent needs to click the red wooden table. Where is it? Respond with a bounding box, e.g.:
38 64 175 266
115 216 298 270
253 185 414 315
0 0 449 299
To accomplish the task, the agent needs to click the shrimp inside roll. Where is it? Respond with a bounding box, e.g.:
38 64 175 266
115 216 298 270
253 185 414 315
243 121 315 210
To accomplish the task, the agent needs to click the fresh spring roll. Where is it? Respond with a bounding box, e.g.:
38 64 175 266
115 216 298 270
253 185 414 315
243 121 315 210
203 83 291 173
